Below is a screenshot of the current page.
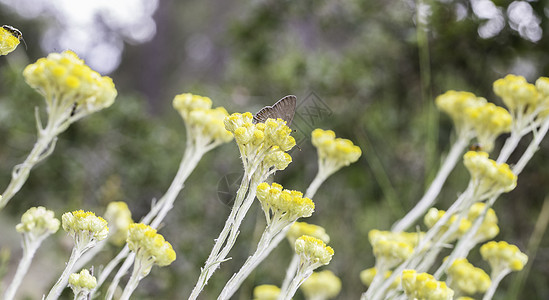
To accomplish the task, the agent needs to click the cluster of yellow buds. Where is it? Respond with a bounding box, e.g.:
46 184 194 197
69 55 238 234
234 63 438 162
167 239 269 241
446 258 491 296
16 206 60 239
68 269 97 299
494 75 539 114
62 210 109 247
465 102 512 152
103 201 133 246
126 223 176 274
300 270 342 299
253 284 280 300
480 241 528 275
424 203 499 245
435 91 486 135
173 93 233 147
401 269 454 300
287 221 330 246
295 235 334 269
360 267 401 289
256 182 314 229
0 26 20 55
23 50 117 120
368 230 423 268
467 203 500 243
463 151 517 198
224 112 295 177
311 129 361 174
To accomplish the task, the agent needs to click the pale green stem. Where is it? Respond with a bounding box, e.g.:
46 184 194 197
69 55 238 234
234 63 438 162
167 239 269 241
45 245 86 300
279 254 299 297
483 269 510 300
218 225 276 299
392 135 469 232
119 256 146 300
361 262 391 300
496 131 522 164
280 262 314 300
104 252 136 300
305 166 330 199
92 245 130 299
188 171 254 300
513 118 549 174
3 236 44 300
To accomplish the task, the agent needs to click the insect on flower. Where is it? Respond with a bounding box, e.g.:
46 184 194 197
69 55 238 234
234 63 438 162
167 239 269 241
2 25 27 50
253 95 297 126
469 143 483 152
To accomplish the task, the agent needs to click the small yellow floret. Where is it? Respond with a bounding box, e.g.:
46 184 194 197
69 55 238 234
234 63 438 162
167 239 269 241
287 221 330 246
103 201 133 246
256 182 314 225
463 151 517 197
16 206 60 236
359 267 400 289
447 258 491 295
69 269 97 290
368 230 423 267
301 270 341 299
127 223 176 268
253 284 280 300
295 235 334 266
312 129 361 174
480 241 528 273
401 269 454 300
62 210 109 242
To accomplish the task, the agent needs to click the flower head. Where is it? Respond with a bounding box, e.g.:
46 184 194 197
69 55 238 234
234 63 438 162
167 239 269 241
253 284 280 300
295 235 334 270
311 129 361 177
368 230 423 269
68 269 97 298
16 206 60 239
23 50 117 121
359 267 401 289
127 223 176 275
0 25 21 55
173 93 233 148
446 258 491 296
103 201 133 246
287 221 330 246
224 112 295 179
480 241 528 277
256 182 314 230
465 103 512 152
301 270 341 299
467 203 499 243
463 151 517 199
435 91 487 137
424 208 472 242
494 75 538 114
62 210 109 249
401 269 454 300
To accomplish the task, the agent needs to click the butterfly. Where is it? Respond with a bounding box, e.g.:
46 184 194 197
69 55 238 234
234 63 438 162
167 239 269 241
2 25 27 50
253 95 297 126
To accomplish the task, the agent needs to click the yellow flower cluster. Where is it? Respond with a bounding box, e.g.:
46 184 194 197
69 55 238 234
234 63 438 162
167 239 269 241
467 203 500 243
16 206 60 236
126 223 176 268
447 258 491 296
62 210 109 242
465 103 512 152
359 267 400 289
103 201 133 246
312 128 361 170
494 74 540 113
0 26 20 55
173 93 233 145
436 91 512 149
68 269 97 292
224 112 295 174
301 270 342 299
295 235 334 266
463 151 517 197
253 284 280 300
287 221 330 245
435 91 486 134
401 269 454 300
256 182 314 226
23 50 117 118
368 230 423 267
480 241 528 273
424 203 499 244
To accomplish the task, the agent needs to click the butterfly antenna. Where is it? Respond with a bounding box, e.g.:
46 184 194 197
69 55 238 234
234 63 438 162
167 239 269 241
20 36 27 50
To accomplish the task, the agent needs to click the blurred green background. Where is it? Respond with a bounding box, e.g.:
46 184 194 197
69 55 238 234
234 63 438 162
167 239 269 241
1 0 549 299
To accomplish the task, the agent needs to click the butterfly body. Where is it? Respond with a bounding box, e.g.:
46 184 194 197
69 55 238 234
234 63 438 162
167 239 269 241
253 95 297 126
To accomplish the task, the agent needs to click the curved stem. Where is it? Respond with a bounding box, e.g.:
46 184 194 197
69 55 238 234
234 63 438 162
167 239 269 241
119 256 145 300
392 135 469 232
3 238 41 300
279 254 299 297
45 246 85 300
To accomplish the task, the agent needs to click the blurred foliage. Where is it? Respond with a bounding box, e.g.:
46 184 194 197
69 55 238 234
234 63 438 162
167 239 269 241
1 0 549 299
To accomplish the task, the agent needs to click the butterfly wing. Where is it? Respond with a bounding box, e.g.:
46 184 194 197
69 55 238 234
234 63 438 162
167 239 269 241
253 95 297 126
